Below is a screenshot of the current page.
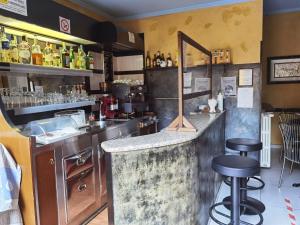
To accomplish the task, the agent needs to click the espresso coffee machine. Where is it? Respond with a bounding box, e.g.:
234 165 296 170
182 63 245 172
100 94 119 119
111 84 148 116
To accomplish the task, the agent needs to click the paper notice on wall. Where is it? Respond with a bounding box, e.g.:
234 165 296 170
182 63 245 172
221 76 237 96
194 78 211 92
183 88 192 94
184 72 192 87
0 0 27 16
237 87 253 108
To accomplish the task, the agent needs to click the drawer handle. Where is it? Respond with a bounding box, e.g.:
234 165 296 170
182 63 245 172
76 157 86 166
78 184 87 192
49 158 55 165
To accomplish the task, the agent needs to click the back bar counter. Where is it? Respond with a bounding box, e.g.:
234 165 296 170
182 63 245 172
102 112 225 225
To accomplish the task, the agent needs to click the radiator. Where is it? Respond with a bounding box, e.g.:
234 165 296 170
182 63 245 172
260 113 274 168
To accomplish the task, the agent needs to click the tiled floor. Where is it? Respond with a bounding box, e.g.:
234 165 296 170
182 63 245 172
87 208 108 225
208 148 300 225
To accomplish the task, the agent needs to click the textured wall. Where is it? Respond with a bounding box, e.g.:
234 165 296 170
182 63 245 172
106 114 225 225
146 63 261 148
118 0 263 64
262 12 300 144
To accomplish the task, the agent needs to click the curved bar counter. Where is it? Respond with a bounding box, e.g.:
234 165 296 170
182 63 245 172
102 112 225 225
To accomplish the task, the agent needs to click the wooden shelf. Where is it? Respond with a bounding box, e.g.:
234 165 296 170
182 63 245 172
0 62 94 77
145 63 231 72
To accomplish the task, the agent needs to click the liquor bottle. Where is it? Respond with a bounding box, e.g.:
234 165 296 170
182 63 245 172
77 45 86 70
86 51 94 70
167 53 173 67
0 26 10 62
160 53 166 67
61 42 70 68
156 51 161 67
145 51 151 68
18 35 31 64
152 54 157 68
225 49 231 64
9 35 19 63
43 42 53 66
31 36 43 65
69 47 75 69
52 45 61 67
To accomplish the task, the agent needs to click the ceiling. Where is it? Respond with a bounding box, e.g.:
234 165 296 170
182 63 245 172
71 0 300 20
71 0 250 20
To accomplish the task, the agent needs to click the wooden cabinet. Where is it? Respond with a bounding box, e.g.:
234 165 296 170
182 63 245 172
35 149 58 225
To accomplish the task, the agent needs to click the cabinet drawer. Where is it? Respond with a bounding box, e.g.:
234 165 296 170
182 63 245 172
64 148 93 179
65 167 96 223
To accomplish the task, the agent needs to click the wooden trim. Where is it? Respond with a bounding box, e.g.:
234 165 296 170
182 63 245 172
167 31 212 132
114 70 144 75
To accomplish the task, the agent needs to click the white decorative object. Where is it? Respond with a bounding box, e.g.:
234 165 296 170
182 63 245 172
217 92 224 111
208 98 217 113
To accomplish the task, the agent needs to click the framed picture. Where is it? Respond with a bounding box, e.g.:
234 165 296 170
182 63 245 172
239 69 253 86
268 55 300 84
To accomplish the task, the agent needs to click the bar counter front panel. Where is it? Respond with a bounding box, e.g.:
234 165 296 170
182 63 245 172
104 113 225 225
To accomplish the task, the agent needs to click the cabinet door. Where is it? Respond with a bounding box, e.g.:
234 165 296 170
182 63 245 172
35 150 58 225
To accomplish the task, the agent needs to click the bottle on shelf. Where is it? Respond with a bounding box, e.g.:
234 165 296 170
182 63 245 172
43 42 53 66
160 53 166 67
0 26 10 62
152 53 157 68
31 36 43 65
167 53 173 67
86 51 94 70
69 47 75 69
77 45 86 70
225 49 231 64
61 42 70 68
156 51 161 67
145 51 151 68
52 45 61 67
9 35 19 63
18 35 31 64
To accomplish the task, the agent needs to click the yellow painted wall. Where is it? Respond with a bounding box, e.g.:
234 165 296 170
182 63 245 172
119 0 263 64
262 12 300 144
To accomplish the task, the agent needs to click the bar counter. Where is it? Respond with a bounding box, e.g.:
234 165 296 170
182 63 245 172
102 112 225 225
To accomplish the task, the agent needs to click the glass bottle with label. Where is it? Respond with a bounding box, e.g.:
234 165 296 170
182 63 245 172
167 53 173 67
43 42 53 66
86 51 94 70
52 45 61 67
152 54 157 68
61 42 70 68
77 45 86 70
31 36 43 65
146 51 151 68
9 35 19 63
0 26 10 62
156 51 161 67
69 47 75 69
18 35 31 64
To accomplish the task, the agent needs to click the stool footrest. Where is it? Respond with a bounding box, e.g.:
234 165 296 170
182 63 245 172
209 201 263 225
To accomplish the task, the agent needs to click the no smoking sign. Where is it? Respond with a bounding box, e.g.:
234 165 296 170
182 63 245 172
59 16 71 34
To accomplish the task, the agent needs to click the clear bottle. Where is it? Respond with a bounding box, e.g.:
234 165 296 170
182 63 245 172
167 53 173 67
31 36 43 65
0 26 10 62
61 42 70 68
86 51 94 70
77 45 86 70
52 45 61 67
18 35 31 64
9 35 19 63
69 46 75 69
43 42 53 66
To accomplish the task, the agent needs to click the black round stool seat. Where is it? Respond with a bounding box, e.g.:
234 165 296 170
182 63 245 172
226 138 262 152
212 155 259 178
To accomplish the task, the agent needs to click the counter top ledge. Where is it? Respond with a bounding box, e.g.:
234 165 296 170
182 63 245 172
102 112 224 153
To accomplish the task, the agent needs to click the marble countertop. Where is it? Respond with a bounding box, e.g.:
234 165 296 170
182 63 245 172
102 112 224 153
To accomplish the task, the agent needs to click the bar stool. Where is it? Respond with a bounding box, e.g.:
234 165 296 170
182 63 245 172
224 138 265 215
209 155 263 225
